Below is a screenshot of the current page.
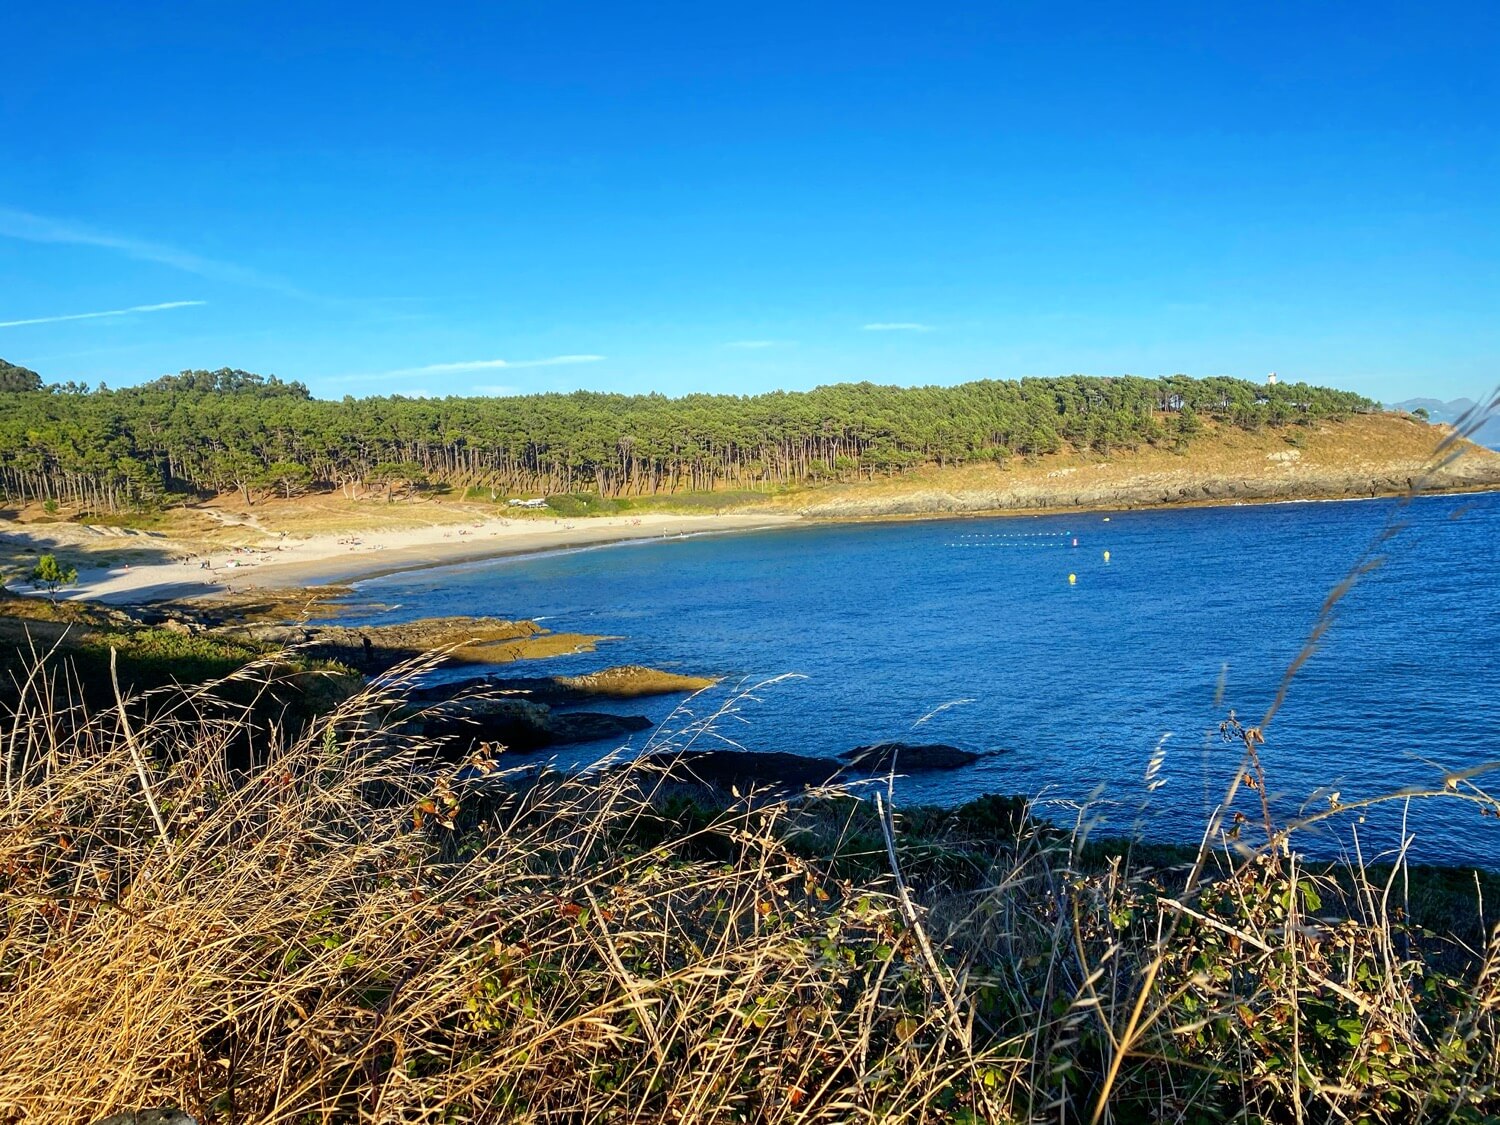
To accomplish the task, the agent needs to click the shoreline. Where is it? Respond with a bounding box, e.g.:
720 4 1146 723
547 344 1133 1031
24 512 803 606
2 406 1497 609
250 514 802 595
795 478 1500 529
6 480 1499 607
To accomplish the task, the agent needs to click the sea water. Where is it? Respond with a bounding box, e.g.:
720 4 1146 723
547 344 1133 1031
328 492 1500 865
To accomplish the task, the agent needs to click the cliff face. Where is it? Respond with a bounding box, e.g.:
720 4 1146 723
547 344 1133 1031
778 414 1500 518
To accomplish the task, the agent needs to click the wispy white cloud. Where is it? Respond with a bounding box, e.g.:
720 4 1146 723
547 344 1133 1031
474 384 521 396
0 300 206 330
345 354 605 382
0 206 315 300
724 339 789 349
862 322 933 332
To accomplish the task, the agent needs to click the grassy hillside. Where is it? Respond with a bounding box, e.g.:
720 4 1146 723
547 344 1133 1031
773 411 1500 517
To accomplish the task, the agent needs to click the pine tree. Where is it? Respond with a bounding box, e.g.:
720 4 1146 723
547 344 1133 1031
29 554 78 599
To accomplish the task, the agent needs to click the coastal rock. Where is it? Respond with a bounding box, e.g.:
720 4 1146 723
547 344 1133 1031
840 742 982 773
418 696 651 751
413 664 717 707
207 616 604 673
639 749 844 791
91 1113 198 1125
298 616 544 668
550 711 655 744
550 664 718 699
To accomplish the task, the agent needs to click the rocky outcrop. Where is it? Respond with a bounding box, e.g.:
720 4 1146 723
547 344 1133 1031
841 742 984 773
550 712 654 745
203 615 605 673
416 696 652 752
638 749 844 791
546 664 718 699
402 663 717 754
413 664 717 707
633 741 992 794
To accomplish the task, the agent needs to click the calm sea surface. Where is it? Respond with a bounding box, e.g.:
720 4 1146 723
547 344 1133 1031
328 493 1500 865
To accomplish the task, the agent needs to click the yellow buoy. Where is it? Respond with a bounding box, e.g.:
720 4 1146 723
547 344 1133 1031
1103 550 1110 562
1068 573 1077 585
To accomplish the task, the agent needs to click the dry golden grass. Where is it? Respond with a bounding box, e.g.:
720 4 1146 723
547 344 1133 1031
1 650 1498 1123
0 659 1015 1123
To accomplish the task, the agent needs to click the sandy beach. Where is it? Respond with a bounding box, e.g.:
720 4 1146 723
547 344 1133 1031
2 511 801 605
5 414 1494 608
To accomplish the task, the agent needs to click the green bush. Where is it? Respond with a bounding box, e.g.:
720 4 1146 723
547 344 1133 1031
28 553 77 596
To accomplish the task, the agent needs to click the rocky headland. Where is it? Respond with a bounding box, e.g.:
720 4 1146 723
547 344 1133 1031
775 413 1500 519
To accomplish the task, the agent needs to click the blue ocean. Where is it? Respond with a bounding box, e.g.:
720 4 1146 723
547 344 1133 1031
327 492 1500 866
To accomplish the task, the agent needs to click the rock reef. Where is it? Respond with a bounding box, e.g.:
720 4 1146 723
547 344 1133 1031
416 696 653 752
840 742 984 772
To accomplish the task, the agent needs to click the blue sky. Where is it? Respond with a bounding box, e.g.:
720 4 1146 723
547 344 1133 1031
2 2 1496 403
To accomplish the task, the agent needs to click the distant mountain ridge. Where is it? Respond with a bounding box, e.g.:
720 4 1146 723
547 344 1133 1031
1388 397 1500 449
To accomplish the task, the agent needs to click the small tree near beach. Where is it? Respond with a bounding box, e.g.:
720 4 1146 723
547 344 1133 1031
29 554 78 599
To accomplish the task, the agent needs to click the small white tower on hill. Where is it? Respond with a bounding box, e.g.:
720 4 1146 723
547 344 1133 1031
1267 372 1278 386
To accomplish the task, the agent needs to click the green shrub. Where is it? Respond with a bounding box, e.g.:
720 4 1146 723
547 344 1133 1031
28 553 77 596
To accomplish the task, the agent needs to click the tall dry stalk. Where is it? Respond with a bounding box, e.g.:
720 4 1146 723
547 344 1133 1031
0 656 1010 1123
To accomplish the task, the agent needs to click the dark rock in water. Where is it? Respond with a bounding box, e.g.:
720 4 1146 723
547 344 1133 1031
840 742 982 773
421 697 550 741
639 749 844 791
550 711 653 744
417 697 651 752
409 678 525 704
